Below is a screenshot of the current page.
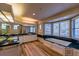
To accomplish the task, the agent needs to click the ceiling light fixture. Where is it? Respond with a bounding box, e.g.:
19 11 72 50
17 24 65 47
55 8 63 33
33 13 36 16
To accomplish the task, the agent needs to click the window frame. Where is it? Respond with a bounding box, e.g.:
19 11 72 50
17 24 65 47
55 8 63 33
72 16 79 39
44 23 52 35
59 20 70 37
44 19 71 37
52 22 60 36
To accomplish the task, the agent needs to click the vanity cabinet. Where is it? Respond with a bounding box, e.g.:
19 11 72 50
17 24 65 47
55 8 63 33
0 44 20 56
19 35 37 43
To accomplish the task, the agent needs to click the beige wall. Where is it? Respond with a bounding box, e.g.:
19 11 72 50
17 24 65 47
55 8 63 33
37 21 44 35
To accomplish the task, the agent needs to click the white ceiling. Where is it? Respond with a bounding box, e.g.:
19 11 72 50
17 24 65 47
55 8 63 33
9 3 79 20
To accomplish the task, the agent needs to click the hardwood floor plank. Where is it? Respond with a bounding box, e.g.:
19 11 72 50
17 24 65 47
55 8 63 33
30 43 47 56
21 40 62 56
33 41 59 56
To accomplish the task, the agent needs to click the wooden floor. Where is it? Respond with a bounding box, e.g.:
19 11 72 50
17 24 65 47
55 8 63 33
20 40 62 56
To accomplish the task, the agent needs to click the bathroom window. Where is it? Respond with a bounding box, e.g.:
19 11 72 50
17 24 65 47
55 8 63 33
53 22 60 36
1 23 9 34
29 26 36 33
13 25 20 34
72 16 79 39
44 23 52 35
60 20 70 37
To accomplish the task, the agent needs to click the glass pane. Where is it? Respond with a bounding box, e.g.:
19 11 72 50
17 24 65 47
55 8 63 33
75 18 79 28
30 26 36 33
53 23 59 36
60 21 70 37
74 29 79 39
44 24 51 35
13 25 20 34
72 17 79 39
1 23 10 34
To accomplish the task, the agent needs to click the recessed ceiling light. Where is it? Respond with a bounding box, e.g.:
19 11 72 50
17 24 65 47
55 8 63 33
33 13 36 16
